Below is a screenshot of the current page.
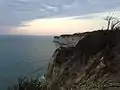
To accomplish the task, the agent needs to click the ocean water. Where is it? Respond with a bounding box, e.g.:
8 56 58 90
0 35 55 90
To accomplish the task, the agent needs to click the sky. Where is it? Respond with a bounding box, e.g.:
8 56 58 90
0 0 120 35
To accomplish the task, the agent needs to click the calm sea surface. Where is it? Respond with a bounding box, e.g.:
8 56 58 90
0 35 55 90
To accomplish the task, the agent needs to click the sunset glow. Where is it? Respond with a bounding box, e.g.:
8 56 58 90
10 18 106 35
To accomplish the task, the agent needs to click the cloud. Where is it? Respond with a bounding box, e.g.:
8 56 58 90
9 10 120 35
0 0 120 35
51 11 120 20
43 5 58 12
10 17 107 35
39 8 46 12
74 11 120 19
18 0 29 2
88 0 120 5
62 4 71 9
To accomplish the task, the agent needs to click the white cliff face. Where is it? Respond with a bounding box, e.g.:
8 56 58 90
53 34 85 48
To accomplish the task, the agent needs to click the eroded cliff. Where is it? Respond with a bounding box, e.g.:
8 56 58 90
42 29 120 90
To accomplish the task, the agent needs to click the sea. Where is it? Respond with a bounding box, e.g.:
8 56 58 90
0 35 56 90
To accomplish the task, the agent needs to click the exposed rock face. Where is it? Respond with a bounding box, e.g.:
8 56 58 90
53 34 85 48
42 29 120 90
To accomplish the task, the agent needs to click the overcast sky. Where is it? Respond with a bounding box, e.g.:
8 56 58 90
0 0 120 35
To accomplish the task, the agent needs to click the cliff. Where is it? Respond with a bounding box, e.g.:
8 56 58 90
42 29 120 90
9 29 120 90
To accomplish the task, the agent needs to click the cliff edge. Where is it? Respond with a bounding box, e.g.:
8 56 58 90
42 29 120 90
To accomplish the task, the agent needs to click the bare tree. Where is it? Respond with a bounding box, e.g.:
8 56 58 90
111 17 120 30
104 16 120 30
104 16 113 30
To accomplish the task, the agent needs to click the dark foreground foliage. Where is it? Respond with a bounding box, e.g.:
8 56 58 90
8 77 42 90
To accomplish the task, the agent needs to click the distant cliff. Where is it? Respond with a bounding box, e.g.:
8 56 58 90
53 34 84 48
42 29 120 90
